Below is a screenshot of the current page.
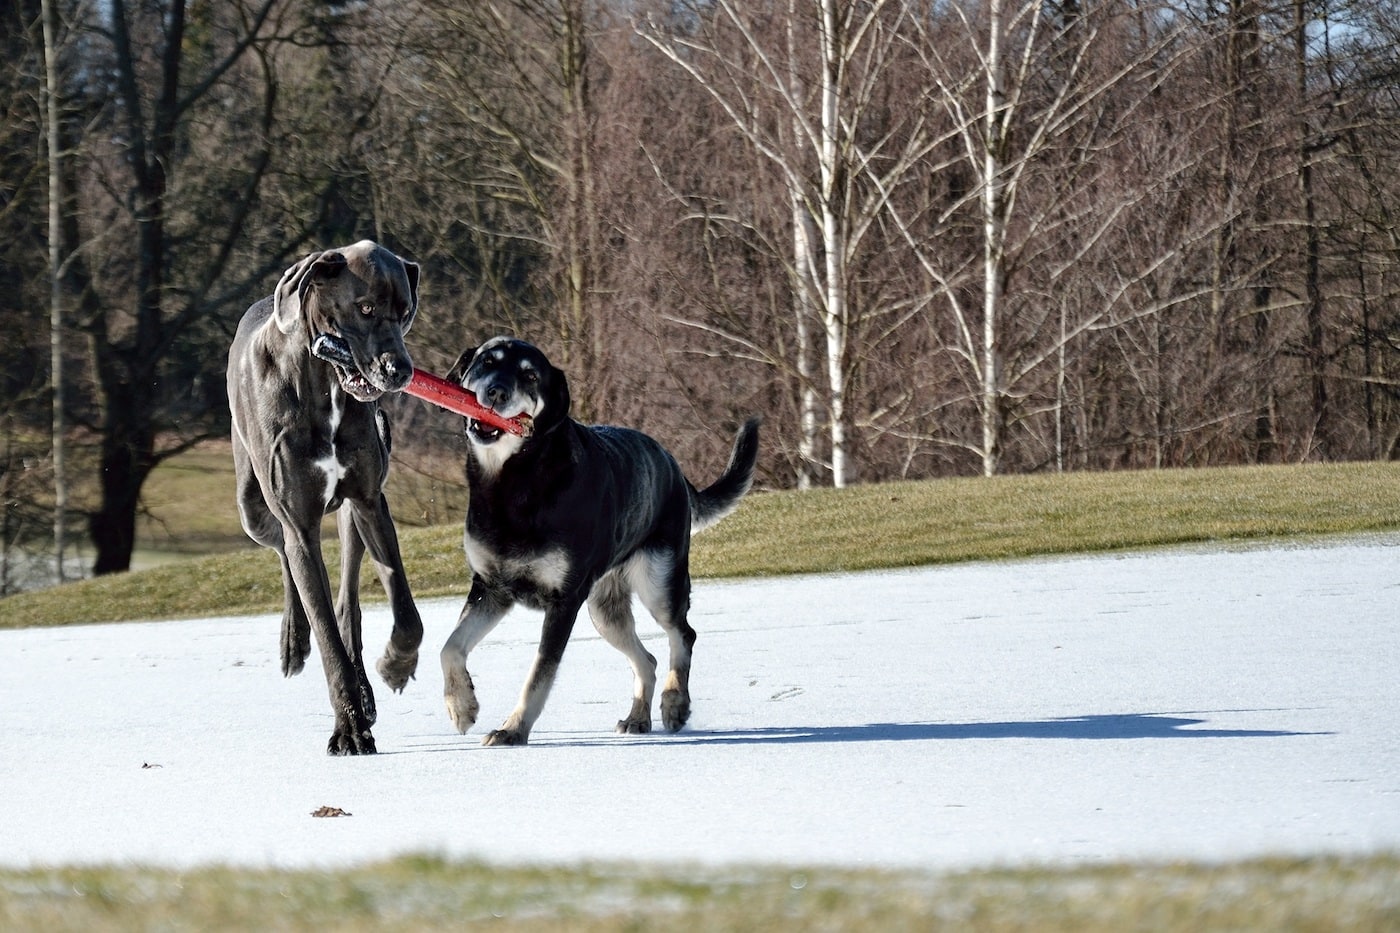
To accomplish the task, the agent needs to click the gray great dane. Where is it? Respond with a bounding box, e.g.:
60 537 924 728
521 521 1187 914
227 241 424 755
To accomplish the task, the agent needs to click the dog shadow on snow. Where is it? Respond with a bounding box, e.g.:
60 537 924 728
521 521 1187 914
530 711 1329 749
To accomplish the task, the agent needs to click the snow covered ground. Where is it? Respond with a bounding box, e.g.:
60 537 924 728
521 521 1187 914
2 535 1397 872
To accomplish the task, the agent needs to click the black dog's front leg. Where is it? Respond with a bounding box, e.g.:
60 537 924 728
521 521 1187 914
483 598 583 747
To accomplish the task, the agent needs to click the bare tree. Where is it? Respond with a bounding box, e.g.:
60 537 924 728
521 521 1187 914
640 0 935 487
40 0 67 579
898 0 1209 475
386 1 611 405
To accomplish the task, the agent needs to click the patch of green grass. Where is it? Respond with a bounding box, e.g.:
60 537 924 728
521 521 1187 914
1 855 1396 931
133 441 468 554
6 460 1400 628
691 461 1400 577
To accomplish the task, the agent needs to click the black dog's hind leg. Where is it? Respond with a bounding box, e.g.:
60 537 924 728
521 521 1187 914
635 548 697 732
484 596 584 746
587 570 658 734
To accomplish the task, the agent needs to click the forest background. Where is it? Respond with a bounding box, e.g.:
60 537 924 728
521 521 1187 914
4 0 1400 582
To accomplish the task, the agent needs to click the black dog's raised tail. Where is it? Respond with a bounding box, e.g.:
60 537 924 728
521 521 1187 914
691 417 761 533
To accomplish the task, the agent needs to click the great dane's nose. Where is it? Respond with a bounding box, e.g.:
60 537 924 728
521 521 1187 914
377 354 414 392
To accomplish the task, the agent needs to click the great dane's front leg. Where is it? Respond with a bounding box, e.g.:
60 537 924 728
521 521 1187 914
283 525 375 755
275 551 312 677
334 511 376 726
441 580 512 734
484 598 583 747
350 494 422 692
234 459 310 678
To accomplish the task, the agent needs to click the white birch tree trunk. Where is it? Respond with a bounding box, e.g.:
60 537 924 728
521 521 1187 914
818 0 849 488
41 0 67 581
641 0 914 488
981 0 1008 478
788 3 820 490
793 191 820 491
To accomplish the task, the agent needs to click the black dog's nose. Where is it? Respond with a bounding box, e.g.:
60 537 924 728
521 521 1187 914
485 383 509 407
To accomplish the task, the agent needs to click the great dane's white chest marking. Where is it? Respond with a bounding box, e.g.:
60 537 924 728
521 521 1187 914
315 385 348 506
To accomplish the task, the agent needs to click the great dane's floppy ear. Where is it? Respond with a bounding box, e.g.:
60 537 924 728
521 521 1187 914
400 259 421 334
445 347 478 387
271 250 348 335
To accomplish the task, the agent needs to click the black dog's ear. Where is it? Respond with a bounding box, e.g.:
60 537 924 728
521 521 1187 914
273 250 347 335
445 347 477 386
537 361 571 431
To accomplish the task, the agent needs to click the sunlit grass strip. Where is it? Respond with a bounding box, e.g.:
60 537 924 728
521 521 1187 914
1 854 1396 932
691 461 1400 576
5 461 1400 629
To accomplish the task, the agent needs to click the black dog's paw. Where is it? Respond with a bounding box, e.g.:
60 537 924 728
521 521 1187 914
376 648 418 693
660 689 690 732
616 717 653 735
482 729 528 747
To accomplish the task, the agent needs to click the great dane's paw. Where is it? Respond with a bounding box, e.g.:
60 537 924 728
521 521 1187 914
616 717 652 735
327 726 377 756
359 674 378 728
280 615 310 678
443 668 479 734
482 729 528 747
376 647 418 693
660 689 690 732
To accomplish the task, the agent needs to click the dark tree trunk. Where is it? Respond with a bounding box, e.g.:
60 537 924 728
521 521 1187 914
88 412 155 575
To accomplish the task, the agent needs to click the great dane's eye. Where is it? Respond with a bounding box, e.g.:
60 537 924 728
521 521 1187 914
358 302 374 317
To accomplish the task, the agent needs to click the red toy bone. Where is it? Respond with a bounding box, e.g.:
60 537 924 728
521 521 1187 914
312 334 532 437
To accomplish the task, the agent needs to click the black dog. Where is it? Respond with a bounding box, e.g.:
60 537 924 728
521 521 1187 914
439 337 759 745
227 241 424 755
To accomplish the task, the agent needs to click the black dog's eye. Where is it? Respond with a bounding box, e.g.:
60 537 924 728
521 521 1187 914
521 369 539 384
358 302 374 317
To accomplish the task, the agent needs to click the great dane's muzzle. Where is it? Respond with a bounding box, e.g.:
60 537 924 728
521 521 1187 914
322 336 413 402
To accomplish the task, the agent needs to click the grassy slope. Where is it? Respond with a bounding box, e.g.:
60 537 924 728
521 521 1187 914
5 458 1400 629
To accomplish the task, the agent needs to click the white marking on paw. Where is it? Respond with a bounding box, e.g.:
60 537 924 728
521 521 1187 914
443 667 479 734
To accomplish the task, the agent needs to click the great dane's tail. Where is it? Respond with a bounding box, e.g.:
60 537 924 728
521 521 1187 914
691 418 760 534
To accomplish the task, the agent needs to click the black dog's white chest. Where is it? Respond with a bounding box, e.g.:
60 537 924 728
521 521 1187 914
464 529 571 604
